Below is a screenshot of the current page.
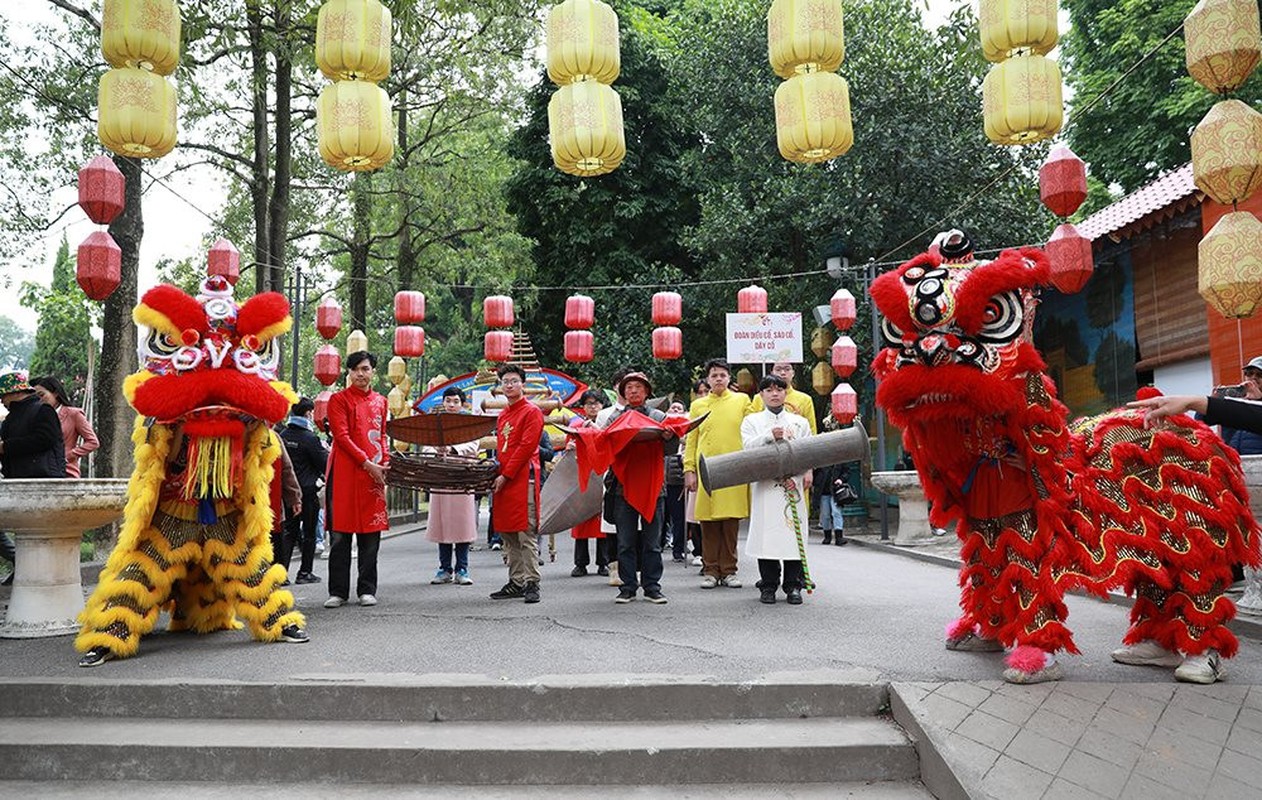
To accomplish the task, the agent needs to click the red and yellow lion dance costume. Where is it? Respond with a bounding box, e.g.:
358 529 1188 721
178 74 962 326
871 232 1259 684
75 274 308 666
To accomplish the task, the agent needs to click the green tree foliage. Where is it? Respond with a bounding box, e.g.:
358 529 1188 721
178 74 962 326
0 315 34 370
1062 0 1262 194
20 236 95 404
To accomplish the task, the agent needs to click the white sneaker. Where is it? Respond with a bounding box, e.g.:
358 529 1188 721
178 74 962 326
690 556 703 566
1175 650 1225 684
700 575 718 589
323 596 345 608
358 594 378 607
320 548 331 560
1111 639 1182 667
720 575 742 588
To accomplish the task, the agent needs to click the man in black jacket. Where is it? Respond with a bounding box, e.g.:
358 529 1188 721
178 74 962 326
0 370 66 583
278 397 329 584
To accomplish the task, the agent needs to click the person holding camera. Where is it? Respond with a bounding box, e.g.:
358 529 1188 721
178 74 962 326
1214 356 1262 455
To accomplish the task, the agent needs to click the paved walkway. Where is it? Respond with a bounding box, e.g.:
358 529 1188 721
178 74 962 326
2 513 1261 798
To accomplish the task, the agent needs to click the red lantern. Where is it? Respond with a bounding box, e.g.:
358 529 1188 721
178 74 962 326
394 325 425 358
76 231 122 301
394 290 426 324
316 297 343 340
485 330 513 362
1045 223 1094 294
652 326 683 360
207 237 241 286
564 330 594 363
1039 145 1088 218
737 284 768 313
830 383 857 424
77 155 125 225
314 344 342 387
830 288 857 331
484 295 515 328
564 294 595 329
313 390 333 431
831 336 857 378
652 291 682 325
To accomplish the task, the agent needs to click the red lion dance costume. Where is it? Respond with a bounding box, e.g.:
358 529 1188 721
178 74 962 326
871 231 1259 684
75 273 309 667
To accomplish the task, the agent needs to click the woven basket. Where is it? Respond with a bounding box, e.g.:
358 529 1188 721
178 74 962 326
386 451 498 494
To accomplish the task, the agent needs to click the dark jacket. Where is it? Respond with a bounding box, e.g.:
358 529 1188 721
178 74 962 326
1 393 66 478
280 419 329 492
1206 396 1262 438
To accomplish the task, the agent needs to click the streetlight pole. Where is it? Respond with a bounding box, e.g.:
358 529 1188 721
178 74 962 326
867 257 890 541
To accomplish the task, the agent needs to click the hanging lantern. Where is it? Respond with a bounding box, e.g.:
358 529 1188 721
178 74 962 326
652 326 683 360
77 155 125 225
314 345 342 387
387 383 410 418
207 238 241 286
831 336 857 378
810 326 834 359
316 296 343 340
735 368 757 393
978 0 1059 62
774 71 853 164
101 0 182 76
313 390 333 430
767 0 845 80
564 330 595 363
485 330 514 362
1190 99 1262 206
564 294 595 329
387 355 407 386
76 231 122 301
1184 0 1262 94
811 361 835 395
1199 211 1262 319
1039 145 1088 218
97 67 178 158
394 325 425 358
830 382 857 424
546 0 620 86
1045 223 1094 294
315 0 393 83
981 56 1063 145
548 81 626 177
393 290 426 324
652 291 682 325
346 329 369 355
317 80 394 172
737 284 769 314
483 295 515 328
830 288 857 330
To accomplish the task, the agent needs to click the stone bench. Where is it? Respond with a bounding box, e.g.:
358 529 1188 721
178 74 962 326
869 470 944 547
0 478 128 638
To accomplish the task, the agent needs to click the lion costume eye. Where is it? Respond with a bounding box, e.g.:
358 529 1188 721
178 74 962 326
880 317 904 348
976 291 1023 344
145 328 181 357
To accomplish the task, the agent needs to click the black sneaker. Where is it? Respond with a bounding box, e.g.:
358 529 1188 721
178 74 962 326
490 582 525 600
570 565 588 577
786 588 803 605
294 572 322 585
280 624 310 643
760 588 777 605
279 579 292 587
596 565 609 577
834 536 848 546
644 590 668 604
523 582 541 604
615 590 636 604
78 646 113 668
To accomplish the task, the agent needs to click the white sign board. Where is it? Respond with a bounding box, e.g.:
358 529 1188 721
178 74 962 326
725 312 803 364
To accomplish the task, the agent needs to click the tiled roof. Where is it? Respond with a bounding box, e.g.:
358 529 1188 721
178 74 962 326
1077 162 1201 242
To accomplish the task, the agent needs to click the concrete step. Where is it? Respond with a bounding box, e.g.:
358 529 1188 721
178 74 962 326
0 715 918 785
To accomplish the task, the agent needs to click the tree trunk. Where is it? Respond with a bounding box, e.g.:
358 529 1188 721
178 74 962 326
395 85 415 291
350 171 373 332
95 155 143 478
247 0 271 295
266 0 293 296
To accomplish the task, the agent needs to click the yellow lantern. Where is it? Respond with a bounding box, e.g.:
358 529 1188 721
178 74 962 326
315 0 392 83
97 67 178 158
978 0 1059 63
546 0 620 86
810 325 834 359
735 368 756 394
774 71 853 163
317 81 394 172
101 0 182 76
1199 211 1262 319
346 329 369 356
1191 99 1262 206
548 81 626 177
982 56 1063 145
387 355 407 386
811 361 836 396
767 0 844 80
1184 0 1261 94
